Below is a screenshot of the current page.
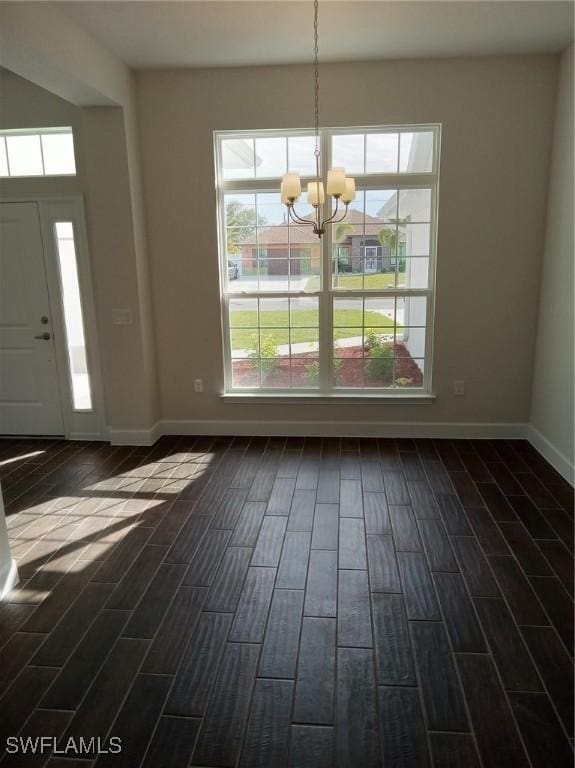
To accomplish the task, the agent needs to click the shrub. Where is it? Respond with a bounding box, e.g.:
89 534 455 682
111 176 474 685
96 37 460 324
248 333 280 377
365 332 393 383
304 360 320 385
303 359 342 386
260 334 280 377
365 329 384 351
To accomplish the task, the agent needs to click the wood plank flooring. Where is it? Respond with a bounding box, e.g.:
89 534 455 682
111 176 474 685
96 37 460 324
0 435 573 767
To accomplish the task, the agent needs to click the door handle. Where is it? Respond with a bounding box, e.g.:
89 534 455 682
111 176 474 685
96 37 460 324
34 332 51 340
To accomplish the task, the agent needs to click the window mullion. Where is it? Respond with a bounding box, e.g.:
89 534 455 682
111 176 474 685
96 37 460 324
319 127 332 394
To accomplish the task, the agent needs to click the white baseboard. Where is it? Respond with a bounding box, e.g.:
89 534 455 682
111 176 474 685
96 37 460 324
108 422 161 447
68 432 107 442
0 558 19 601
526 424 574 486
158 419 528 440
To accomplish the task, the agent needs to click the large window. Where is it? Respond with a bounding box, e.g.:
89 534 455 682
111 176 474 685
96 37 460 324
215 125 439 395
0 128 76 177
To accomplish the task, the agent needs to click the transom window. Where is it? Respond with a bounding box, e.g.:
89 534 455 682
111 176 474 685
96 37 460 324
0 128 76 177
215 125 440 395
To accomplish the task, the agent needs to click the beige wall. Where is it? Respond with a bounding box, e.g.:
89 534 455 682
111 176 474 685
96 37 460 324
530 44 574 474
0 70 158 432
137 55 558 427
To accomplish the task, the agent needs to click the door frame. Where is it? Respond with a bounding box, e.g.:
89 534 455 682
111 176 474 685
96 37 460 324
0 194 106 440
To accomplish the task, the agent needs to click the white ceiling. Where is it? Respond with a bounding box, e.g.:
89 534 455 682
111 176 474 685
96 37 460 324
56 1 574 69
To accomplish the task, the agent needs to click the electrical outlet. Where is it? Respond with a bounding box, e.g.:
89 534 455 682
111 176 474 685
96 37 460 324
194 379 204 393
454 380 465 396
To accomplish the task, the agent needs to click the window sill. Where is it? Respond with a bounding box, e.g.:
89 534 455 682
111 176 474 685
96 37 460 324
221 392 436 405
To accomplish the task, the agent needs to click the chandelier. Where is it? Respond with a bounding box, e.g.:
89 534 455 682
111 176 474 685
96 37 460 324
280 0 356 238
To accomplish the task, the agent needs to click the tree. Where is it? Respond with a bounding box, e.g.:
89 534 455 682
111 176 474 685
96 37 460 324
377 216 411 253
226 201 267 254
335 220 354 242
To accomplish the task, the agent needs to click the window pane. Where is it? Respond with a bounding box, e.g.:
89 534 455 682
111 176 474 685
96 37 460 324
366 133 399 173
288 136 317 175
225 194 257 226
258 257 290 292
256 193 286 225
229 297 258 327
403 223 431 257
364 297 396 327
364 328 394 356
262 358 291 388
396 258 429 289
334 297 363 327
334 327 362 357
396 296 427 326
232 360 260 388
365 190 397 223
6 134 43 176
398 189 432 222
226 226 255 291
0 138 8 176
260 297 289 327
396 327 426 358
291 358 319 388
395 358 424 387
335 358 363 388
291 326 319 355
231 328 258 358
289 249 320 292
364 354 394 387
255 137 287 178
41 132 76 174
399 131 434 173
332 134 365 174
222 138 255 179
290 297 319 326
54 222 92 410
260 328 290 388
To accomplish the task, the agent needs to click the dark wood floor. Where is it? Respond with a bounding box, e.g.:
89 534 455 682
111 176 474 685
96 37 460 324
0 436 573 768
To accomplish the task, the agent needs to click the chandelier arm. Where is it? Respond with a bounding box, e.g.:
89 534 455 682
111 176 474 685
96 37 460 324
287 205 317 227
321 196 339 225
323 202 350 227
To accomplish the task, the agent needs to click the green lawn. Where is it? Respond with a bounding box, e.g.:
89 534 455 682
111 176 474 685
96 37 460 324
333 272 405 289
231 309 396 350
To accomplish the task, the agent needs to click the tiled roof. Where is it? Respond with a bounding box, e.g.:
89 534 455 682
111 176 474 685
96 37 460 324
240 207 390 247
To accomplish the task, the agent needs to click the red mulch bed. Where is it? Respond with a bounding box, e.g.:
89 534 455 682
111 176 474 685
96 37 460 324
232 343 423 388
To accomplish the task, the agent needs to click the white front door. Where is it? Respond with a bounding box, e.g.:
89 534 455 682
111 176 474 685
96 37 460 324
0 202 65 435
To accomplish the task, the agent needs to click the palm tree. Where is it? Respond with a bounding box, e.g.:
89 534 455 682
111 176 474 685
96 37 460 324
335 221 354 242
377 226 398 252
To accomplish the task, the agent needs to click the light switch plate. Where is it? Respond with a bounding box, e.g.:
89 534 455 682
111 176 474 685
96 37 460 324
453 380 465 396
112 308 133 325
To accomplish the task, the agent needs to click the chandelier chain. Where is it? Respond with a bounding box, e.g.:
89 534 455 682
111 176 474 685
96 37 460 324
283 0 352 237
314 0 319 153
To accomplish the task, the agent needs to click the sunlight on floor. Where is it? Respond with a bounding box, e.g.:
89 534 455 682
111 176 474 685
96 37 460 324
0 449 45 467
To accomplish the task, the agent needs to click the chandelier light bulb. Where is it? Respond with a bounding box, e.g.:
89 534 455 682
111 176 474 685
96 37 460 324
307 180 325 205
342 177 356 203
326 168 346 197
280 173 302 201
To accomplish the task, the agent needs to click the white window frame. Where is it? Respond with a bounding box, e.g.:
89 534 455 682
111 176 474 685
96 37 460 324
0 127 76 178
215 124 440 399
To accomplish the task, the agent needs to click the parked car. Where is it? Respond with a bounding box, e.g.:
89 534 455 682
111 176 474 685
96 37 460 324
228 260 239 280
